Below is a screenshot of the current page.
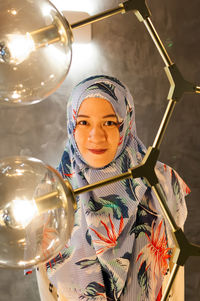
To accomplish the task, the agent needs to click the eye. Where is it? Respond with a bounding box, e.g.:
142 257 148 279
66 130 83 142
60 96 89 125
104 120 118 126
77 120 88 126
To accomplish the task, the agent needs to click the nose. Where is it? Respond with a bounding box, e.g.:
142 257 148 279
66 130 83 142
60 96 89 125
88 125 107 143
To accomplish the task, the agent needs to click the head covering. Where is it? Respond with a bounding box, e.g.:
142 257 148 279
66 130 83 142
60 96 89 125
46 75 189 301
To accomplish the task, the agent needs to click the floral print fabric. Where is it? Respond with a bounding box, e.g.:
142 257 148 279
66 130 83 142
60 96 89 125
44 75 189 301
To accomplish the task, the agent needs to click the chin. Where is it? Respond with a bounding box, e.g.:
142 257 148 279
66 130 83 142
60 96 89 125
84 153 115 168
87 160 110 169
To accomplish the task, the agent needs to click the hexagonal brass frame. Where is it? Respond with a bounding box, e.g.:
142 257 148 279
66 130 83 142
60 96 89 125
69 1 200 300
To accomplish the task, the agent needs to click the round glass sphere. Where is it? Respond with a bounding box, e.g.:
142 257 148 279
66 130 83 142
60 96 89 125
0 0 73 105
0 156 75 269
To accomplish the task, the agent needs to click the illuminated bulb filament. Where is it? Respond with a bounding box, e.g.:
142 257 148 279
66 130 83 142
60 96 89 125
7 34 35 64
12 198 38 228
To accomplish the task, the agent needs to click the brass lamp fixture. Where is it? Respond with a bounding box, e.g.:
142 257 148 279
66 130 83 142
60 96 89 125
0 0 72 105
0 0 200 300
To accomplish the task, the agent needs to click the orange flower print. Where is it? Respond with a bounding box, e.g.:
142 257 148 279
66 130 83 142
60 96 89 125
136 220 171 279
90 214 124 255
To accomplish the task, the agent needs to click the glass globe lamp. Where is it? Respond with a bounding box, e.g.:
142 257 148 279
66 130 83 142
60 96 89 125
0 156 75 269
0 0 73 105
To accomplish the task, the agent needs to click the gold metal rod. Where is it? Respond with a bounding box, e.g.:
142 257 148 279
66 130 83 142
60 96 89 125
35 37 60 49
153 99 176 149
30 24 56 35
152 184 178 232
196 86 200 94
35 191 62 213
71 5 125 29
73 170 132 195
143 17 173 67
30 24 61 48
161 263 180 301
35 191 58 203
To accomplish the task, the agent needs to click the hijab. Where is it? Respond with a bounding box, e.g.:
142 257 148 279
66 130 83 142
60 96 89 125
46 75 189 301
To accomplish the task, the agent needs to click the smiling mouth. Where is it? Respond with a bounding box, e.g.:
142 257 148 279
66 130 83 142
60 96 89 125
88 149 107 154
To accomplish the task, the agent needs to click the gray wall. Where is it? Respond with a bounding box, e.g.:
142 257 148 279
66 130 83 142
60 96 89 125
0 0 199 300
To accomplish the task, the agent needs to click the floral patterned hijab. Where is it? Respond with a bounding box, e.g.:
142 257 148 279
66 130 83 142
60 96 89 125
46 75 189 301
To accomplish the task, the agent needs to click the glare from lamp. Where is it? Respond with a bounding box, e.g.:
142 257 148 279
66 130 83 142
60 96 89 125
69 42 99 76
5 34 35 65
11 197 38 229
51 0 96 15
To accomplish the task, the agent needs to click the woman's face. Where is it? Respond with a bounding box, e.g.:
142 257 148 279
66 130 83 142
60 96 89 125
74 97 120 168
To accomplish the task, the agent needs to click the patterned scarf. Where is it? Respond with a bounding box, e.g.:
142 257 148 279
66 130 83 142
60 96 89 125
46 75 189 301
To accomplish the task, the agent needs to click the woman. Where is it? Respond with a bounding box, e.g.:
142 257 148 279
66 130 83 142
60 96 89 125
36 75 190 300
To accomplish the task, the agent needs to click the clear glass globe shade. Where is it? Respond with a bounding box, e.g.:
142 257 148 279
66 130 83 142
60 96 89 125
0 156 75 269
0 0 73 105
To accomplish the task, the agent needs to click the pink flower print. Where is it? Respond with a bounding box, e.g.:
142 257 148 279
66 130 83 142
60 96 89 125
90 214 124 255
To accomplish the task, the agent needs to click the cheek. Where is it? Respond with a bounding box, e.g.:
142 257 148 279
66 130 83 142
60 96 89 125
74 129 80 146
109 129 120 150
74 128 86 149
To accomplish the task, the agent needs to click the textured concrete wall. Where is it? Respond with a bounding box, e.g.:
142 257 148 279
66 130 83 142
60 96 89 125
0 0 199 300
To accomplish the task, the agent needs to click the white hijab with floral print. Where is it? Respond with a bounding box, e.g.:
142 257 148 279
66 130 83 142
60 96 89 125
44 75 189 301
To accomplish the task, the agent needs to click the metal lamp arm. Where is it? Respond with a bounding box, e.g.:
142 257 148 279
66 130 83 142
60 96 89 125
70 0 150 30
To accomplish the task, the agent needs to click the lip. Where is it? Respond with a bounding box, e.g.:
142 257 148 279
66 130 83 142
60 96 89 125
88 149 107 154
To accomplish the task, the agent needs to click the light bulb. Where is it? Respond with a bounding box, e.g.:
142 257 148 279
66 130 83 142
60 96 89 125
7 197 38 229
3 33 35 65
0 156 75 269
0 0 73 105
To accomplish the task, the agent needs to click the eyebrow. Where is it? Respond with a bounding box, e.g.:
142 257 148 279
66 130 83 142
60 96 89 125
77 114 117 118
103 114 117 119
